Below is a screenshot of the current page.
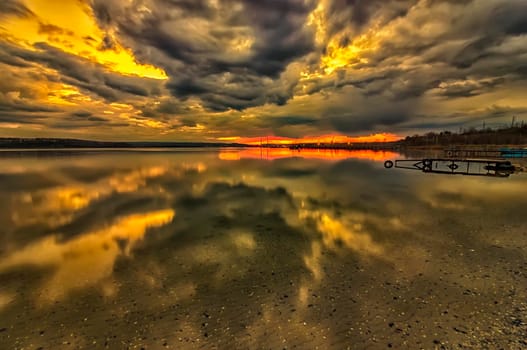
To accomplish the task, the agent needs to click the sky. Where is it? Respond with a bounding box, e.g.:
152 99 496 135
0 0 526 142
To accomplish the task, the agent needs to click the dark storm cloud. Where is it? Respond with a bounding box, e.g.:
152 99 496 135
308 0 527 109
324 0 416 34
269 116 318 127
358 1 527 67
428 1 527 95
0 41 160 102
202 89 291 112
0 113 45 125
239 0 315 76
451 37 497 69
104 76 149 97
139 100 193 120
2 0 527 137
0 52 32 68
49 111 128 130
402 105 527 132
0 0 34 18
446 0 527 69
0 81 110 129
435 78 505 98
201 94 263 112
308 67 440 103
105 0 315 76
51 120 109 129
264 0 527 138
490 1 527 36
176 111 282 136
87 116 109 122
70 111 108 122
0 83 62 115
262 116 320 136
84 0 527 133
199 114 320 134
329 110 411 133
0 103 59 113
71 111 93 118
98 34 117 51
38 23 74 36
0 100 56 125
167 79 209 97
166 72 295 111
477 105 527 120
88 0 316 111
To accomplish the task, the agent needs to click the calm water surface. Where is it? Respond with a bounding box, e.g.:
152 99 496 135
0 149 526 349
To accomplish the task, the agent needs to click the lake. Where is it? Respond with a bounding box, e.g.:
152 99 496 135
0 149 526 349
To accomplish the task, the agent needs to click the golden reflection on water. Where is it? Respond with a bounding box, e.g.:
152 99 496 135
296 208 384 308
219 148 398 161
11 165 172 228
1 155 387 309
0 292 15 312
1 152 526 349
300 209 383 256
0 209 174 304
107 166 168 193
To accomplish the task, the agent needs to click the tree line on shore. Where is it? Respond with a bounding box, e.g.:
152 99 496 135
402 124 527 147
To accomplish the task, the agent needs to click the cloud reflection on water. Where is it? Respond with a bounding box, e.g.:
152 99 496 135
0 209 174 304
0 150 526 348
0 152 390 308
9 165 171 229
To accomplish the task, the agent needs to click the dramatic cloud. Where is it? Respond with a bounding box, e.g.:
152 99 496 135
0 0 526 139
0 0 34 19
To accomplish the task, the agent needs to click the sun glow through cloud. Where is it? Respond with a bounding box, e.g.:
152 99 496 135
1 0 167 80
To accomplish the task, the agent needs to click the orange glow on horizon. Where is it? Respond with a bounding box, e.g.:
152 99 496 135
219 148 398 162
227 133 401 146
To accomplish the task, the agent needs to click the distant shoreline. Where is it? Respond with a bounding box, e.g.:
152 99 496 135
0 137 525 151
0 138 248 149
0 137 401 150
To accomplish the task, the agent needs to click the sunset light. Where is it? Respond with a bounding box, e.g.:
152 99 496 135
1 0 524 140
235 133 401 146
1 1 526 348
219 148 399 162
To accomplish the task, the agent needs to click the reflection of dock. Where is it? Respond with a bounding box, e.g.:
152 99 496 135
385 158 521 178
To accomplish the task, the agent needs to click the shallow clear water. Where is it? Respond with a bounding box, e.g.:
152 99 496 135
0 149 525 349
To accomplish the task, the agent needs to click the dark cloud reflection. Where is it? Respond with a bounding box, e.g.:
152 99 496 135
0 151 526 348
